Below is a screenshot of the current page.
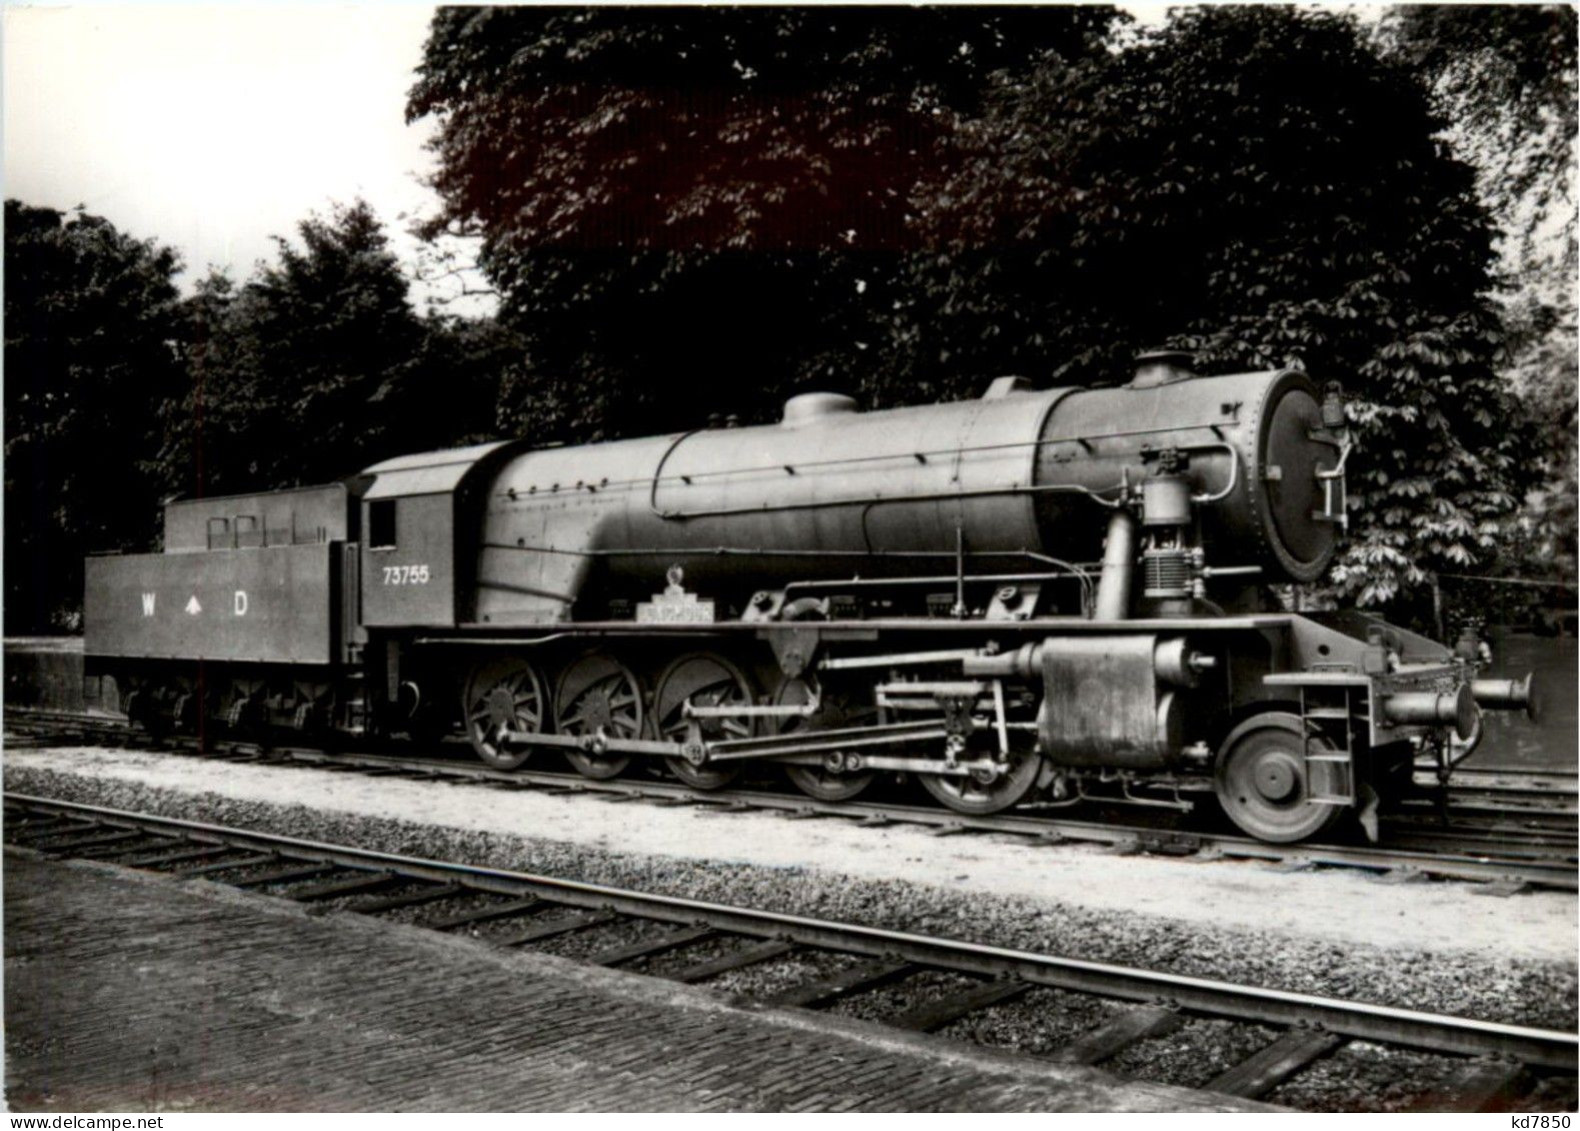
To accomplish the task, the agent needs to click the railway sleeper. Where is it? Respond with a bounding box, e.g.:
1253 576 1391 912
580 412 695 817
71 834 180 861
119 843 229 868
1424 1057 1532 1114
285 870 402 902
1049 1003 1185 1066
232 861 340 888
427 896 544 931
172 852 283 877
588 925 719 968
341 881 466 916
38 829 147 855
665 940 799 984
749 959 920 1010
1205 1026 1347 1099
889 978 1032 1032
497 909 620 947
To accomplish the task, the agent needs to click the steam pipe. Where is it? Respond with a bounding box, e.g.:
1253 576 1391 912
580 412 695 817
1094 510 1139 620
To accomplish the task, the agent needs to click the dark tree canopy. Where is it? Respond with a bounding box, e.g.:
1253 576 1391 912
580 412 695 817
408 5 1120 253
1378 4 1578 625
4 200 184 632
407 5 1123 440
159 200 483 495
1381 4 1577 257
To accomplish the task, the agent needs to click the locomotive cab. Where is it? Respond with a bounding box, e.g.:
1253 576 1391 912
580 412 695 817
356 440 526 628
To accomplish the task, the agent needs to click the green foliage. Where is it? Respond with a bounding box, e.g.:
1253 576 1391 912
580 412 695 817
4 200 184 632
157 200 501 496
907 7 1529 609
407 5 1121 440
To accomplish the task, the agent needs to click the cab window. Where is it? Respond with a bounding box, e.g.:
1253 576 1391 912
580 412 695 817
369 500 397 550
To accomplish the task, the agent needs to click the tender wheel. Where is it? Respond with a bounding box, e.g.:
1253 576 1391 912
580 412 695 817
555 652 643 780
1214 711 1344 843
222 676 271 746
775 676 876 802
288 679 337 739
121 676 168 739
653 651 755 790
919 749 1042 815
462 657 547 770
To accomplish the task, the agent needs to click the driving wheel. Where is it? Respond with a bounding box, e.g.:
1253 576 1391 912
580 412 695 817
919 748 1042 815
555 651 644 780
462 657 546 770
775 675 877 802
653 651 755 790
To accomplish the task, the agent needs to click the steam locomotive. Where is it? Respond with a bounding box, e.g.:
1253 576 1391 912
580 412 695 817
85 352 1535 842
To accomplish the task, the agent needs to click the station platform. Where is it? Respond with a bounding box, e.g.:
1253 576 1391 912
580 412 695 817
2 850 1266 1113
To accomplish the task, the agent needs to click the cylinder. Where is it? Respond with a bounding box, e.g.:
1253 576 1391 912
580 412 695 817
1094 510 1138 620
1473 674 1539 722
1383 685 1479 740
1035 634 1174 768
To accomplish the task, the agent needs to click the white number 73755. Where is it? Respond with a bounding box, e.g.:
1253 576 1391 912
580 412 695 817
382 564 430 585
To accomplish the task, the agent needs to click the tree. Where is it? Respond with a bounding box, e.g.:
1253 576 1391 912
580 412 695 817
158 200 449 496
4 200 184 632
409 309 528 449
908 7 1529 615
1379 6 1576 271
406 5 1121 441
1378 5 1578 628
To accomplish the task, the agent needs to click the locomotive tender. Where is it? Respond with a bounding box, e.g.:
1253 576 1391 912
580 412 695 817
85 352 1535 842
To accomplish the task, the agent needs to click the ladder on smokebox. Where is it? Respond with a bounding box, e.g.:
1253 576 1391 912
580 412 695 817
1297 684 1356 807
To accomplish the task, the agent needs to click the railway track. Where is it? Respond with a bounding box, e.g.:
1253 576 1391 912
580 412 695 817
5 707 1577 892
6 792 1573 1112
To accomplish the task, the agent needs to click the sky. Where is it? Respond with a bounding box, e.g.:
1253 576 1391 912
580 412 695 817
2 3 486 308
1 2 1186 312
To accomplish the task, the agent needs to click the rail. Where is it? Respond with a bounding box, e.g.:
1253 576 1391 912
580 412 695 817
7 792 1574 1076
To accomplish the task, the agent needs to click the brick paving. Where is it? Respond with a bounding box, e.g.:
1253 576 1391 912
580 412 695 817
4 849 1271 1112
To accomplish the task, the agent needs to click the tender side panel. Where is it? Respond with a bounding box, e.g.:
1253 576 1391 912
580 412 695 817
85 543 338 664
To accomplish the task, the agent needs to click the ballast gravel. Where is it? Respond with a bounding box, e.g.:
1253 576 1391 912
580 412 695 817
941 986 1119 1052
5 757 1576 1112
706 950 858 1001
824 969 980 1024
